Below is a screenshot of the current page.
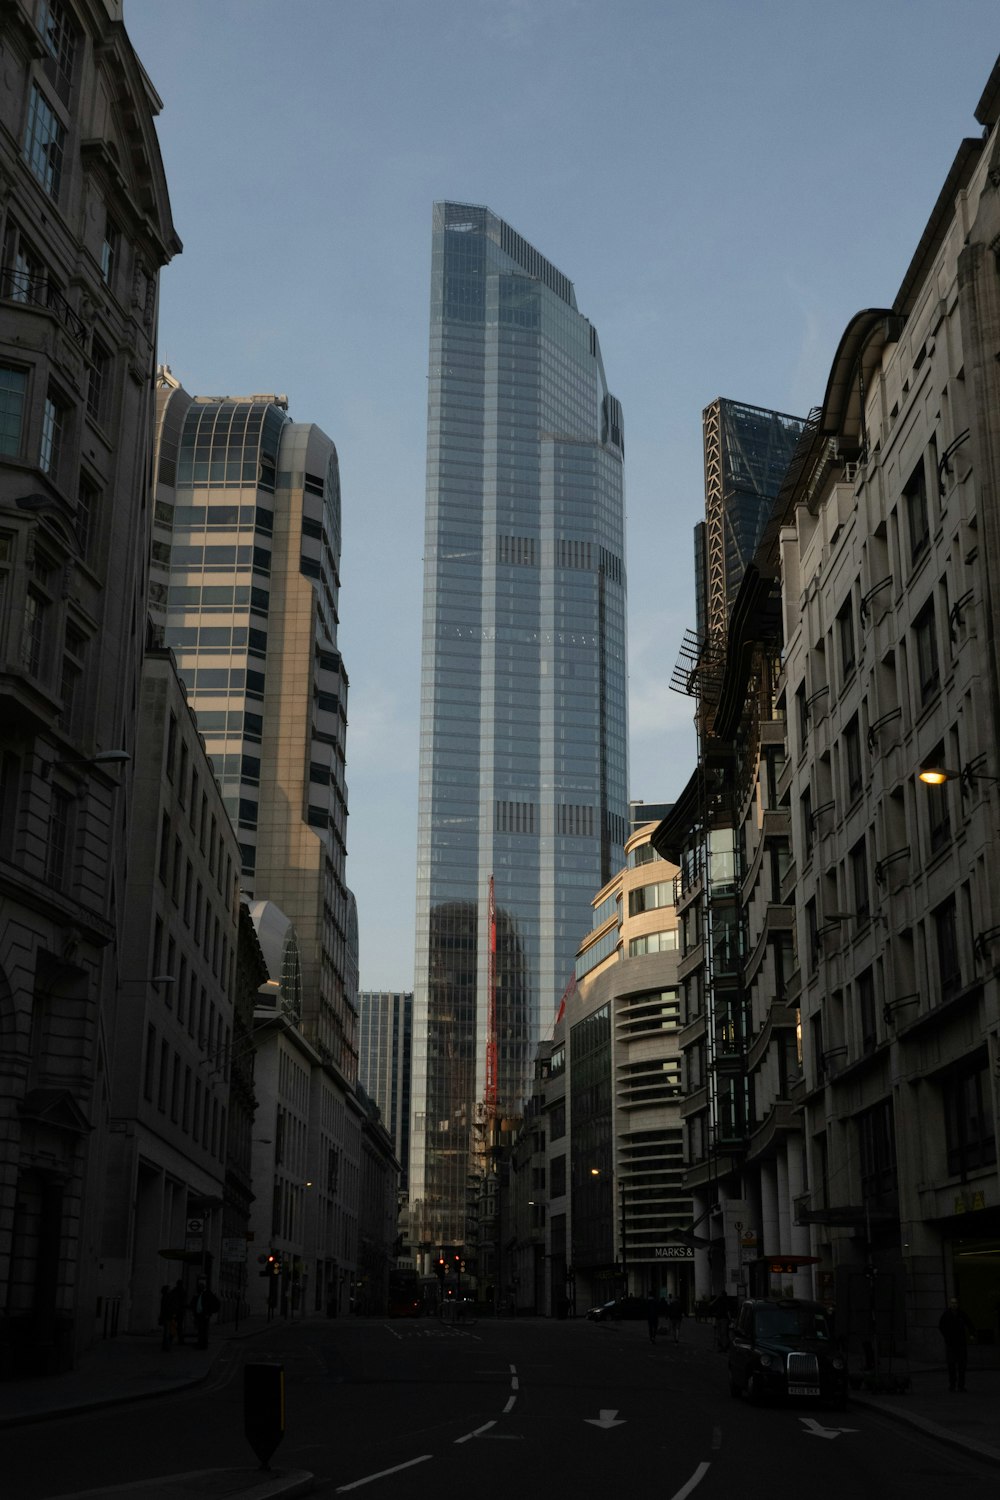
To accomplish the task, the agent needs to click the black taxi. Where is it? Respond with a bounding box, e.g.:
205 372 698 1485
728 1297 848 1406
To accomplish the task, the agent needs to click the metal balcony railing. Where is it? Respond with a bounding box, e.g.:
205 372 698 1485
1 268 88 348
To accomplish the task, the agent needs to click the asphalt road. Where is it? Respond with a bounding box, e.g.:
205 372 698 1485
6 1316 998 1499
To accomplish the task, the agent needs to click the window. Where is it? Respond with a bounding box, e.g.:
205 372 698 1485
838 600 856 682
158 1041 169 1112
0 750 21 861
76 474 99 557
2 219 46 304
59 623 86 734
143 1025 156 1101
39 388 66 477
844 716 863 801
22 585 49 677
857 969 877 1051
801 785 813 860
46 786 72 886
850 838 869 916
628 879 675 917
627 929 678 956
24 84 66 199
100 213 120 287
914 600 940 705
796 683 809 755
904 459 929 566
926 742 951 853
806 897 818 972
934 897 960 998
942 1056 997 1177
87 339 111 425
858 1098 897 1205
37 0 76 103
0 366 27 457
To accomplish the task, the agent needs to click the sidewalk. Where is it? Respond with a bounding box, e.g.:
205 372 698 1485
643 1313 1000 1468
0 1313 315 1499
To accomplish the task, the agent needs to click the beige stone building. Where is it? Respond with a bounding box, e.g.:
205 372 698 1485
0 0 178 1373
782 63 1000 1361
557 817 688 1313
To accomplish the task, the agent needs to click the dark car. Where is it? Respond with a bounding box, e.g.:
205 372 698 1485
586 1296 648 1322
728 1298 847 1406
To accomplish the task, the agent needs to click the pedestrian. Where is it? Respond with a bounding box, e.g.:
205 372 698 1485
939 1295 975 1392
158 1285 173 1351
190 1276 220 1350
646 1291 660 1344
666 1294 683 1343
169 1278 187 1345
709 1293 731 1351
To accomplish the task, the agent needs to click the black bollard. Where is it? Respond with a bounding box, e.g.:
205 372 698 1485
244 1362 285 1470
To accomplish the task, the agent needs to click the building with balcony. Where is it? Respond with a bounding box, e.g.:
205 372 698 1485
0 0 179 1375
558 818 688 1313
780 65 1000 1361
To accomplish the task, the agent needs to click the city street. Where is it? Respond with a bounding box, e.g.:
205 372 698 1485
5 1316 997 1500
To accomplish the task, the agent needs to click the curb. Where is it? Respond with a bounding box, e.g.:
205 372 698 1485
847 1391 1000 1469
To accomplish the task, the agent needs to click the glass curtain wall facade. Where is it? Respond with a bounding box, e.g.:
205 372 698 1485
359 990 413 1192
151 373 355 1081
411 203 628 1254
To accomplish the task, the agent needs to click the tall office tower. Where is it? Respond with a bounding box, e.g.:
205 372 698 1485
151 373 356 1084
359 991 413 1191
695 399 805 649
411 202 628 1255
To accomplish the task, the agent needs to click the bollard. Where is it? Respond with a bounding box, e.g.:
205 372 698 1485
244 1362 285 1470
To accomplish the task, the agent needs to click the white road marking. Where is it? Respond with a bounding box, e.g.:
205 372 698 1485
670 1461 711 1500
584 1408 626 1428
455 1420 496 1444
800 1416 858 1439
511 1375 519 1390
503 1394 517 1413
336 1454 432 1491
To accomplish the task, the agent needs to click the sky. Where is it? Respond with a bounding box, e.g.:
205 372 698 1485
124 0 997 992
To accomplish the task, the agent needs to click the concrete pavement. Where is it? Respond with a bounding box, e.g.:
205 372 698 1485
0 1311 316 1499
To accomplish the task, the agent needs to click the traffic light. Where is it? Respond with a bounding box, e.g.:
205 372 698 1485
434 1256 446 1281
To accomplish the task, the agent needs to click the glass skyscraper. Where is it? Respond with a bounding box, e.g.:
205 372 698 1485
410 203 628 1255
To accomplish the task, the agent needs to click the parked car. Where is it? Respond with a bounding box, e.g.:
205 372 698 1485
728 1298 848 1406
586 1297 648 1322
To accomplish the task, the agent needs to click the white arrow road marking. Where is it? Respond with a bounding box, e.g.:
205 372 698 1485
800 1417 858 1439
585 1408 626 1428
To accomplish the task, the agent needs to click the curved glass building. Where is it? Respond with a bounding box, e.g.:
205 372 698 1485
410 203 628 1257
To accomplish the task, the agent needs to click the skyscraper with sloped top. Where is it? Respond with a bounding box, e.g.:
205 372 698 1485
410 203 628 1264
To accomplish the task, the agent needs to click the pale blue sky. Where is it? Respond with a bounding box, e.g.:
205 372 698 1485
125 0 996 989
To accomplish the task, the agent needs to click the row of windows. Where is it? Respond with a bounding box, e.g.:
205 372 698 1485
143 1022 228 1161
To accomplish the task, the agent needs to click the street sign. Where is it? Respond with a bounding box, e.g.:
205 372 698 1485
223 1238 247 1262
186 1217 205 1236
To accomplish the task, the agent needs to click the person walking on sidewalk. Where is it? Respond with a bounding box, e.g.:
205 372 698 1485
190 1276 220 1350
666 1294 683 1343
939 1296 975 1391
646 1292 661 1344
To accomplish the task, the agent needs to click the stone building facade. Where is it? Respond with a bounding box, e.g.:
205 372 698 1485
0 0 178 1374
